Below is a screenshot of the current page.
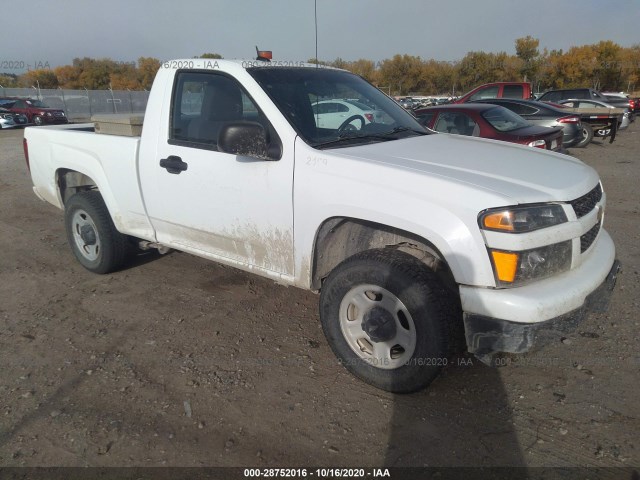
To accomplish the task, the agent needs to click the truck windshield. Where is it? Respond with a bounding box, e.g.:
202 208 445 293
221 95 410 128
247 67 428 149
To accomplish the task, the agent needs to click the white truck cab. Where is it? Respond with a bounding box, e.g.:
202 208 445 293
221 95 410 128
24 59 619 392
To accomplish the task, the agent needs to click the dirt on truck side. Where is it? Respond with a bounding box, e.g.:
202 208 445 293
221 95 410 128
0 127 638 474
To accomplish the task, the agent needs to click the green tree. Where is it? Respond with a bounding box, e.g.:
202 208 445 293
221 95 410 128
20 69 59 88
0 74 19 87
346 59 377 83
378 54 424 95
54 65 82 89
592 40 623 90
197 53 223 59
137 57 161 90
515 35 540 82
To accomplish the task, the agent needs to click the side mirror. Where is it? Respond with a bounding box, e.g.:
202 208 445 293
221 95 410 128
218 122 280 160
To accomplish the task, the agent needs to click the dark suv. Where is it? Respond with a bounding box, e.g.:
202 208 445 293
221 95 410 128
2 98 68 125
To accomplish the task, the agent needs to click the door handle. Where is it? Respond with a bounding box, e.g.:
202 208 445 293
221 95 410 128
160 155 188 174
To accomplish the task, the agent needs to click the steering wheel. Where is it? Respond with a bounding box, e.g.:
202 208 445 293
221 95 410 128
338 115 365 133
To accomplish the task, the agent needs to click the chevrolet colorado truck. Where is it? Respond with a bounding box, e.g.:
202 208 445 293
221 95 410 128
24 59 620 393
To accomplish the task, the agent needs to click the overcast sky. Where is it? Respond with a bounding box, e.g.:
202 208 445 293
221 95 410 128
3 0 639 72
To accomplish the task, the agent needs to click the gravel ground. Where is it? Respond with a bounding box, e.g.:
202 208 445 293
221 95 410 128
0 126 638 475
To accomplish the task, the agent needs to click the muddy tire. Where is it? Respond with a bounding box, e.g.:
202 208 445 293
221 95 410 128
576 123 593 148
64 191 129 274
319 248 454 393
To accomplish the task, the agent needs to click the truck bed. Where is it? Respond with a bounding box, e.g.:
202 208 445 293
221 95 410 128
25 124 154 241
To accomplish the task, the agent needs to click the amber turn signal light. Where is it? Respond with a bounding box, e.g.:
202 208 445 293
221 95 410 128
483 211 514 232
490 250 519 283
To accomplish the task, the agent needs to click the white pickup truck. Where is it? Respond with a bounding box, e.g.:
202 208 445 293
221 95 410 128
24 59 620 392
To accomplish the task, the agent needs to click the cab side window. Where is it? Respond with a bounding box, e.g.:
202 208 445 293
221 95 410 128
170 72 266 149
502 85 523 99
469 86 499 101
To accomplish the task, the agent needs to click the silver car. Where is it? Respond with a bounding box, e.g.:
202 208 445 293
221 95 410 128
558 99 631 131
0 109 17 129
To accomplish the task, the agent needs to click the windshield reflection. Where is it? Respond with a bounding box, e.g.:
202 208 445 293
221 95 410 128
248 67 428 149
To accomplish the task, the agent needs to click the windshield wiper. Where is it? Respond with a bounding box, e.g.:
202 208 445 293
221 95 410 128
312 126 426 149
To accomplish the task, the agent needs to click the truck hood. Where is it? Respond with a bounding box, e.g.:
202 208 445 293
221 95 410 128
332 133 599 204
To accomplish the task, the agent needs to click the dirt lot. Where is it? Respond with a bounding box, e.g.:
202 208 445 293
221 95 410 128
0 126 638 474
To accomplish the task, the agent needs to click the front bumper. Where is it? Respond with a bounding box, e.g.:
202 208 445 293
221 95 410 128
461 230 619 364
42 116 69 124
464 259 620 364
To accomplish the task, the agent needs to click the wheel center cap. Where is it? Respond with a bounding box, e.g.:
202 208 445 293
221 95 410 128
361 307 397 343
80 224 97 245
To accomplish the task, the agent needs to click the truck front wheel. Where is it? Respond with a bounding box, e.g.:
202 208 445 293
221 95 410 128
320 249 453 393
64 191 129 274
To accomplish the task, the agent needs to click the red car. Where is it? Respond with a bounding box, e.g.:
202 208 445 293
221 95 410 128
3 98 68 125
414 104 564 152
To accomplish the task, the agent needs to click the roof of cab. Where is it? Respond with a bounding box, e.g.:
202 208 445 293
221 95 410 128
162 58 335 70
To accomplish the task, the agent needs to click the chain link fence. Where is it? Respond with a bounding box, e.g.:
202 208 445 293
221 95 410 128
0 87 149 122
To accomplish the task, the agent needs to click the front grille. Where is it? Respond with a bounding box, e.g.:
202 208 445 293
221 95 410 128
581 222 601 253
570 184 602 218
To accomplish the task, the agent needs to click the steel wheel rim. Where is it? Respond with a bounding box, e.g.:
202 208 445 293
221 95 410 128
71 209 101 261
339 284 417 370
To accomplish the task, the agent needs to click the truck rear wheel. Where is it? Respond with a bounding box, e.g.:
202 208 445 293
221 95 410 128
64 191 129 274
576 123 593 148
319 249 453 393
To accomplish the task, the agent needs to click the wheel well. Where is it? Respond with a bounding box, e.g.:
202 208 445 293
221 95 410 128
56 169 98 205
311 217 456 291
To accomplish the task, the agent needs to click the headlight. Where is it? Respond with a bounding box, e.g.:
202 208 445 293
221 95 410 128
479 204 567 233
489 241 572 287
45 112 52 116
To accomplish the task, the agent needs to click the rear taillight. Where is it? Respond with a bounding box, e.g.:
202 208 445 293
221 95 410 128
527 139 546 149
558 116 580 124
23 138 30 172
364 113 374 122
630 99 635 109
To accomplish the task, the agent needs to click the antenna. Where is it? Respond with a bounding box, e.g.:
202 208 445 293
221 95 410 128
314 0 318 68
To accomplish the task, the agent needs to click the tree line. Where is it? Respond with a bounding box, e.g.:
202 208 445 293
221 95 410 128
1 39 639 95
317 38 640 95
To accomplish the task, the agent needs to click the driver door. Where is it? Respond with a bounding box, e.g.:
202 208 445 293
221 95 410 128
140 70 295 276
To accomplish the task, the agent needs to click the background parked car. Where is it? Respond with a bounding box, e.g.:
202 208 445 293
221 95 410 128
558 98 631 145
0 108 17 129
311 99 380 130
602 92 638 116
1 98 68 125
470 98 582 148
538 88 633 120
453 82 534 104
0 107 28 127
397 97 417 110
559 99 631 129
414 103 564 152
